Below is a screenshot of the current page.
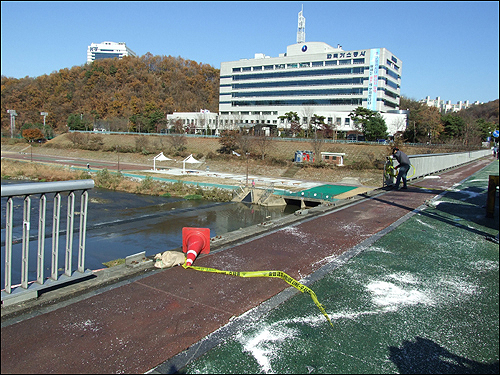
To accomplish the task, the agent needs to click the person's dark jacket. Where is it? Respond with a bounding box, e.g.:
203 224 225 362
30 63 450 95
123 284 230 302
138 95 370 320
393 150 410 166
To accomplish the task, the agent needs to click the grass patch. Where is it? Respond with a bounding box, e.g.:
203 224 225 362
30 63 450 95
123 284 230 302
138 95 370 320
102 258 125 268
184 194 203 200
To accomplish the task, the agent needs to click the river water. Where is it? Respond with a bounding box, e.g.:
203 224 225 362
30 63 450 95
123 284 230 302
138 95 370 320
1 180 298 286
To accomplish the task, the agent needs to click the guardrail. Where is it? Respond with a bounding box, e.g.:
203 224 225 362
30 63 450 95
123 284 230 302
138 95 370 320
384 149 493 186
1 179 94 306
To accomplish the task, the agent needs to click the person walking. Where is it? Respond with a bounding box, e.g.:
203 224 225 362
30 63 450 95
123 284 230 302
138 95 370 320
391 147 411 190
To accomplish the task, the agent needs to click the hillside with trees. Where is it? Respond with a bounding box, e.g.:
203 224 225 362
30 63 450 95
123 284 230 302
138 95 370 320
1 53 219 136
400 97 498 146
2 55 498 148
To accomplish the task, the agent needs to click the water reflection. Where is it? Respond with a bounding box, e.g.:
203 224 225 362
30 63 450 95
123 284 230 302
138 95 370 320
1 180 297 285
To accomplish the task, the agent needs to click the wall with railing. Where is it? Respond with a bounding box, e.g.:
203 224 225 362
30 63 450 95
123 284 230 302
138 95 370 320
385 149 493 185
1 179 94 306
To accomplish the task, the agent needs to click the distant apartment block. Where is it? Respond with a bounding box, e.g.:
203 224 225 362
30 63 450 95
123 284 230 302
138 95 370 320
421 96 484 113
87 41 136 63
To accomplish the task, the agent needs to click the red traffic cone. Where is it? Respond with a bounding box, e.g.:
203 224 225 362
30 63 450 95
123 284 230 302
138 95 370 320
182 227 211 266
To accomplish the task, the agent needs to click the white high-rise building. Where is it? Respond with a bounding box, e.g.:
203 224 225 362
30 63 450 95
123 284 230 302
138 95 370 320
218 8 405 136
421 96 483 113
87 41 136 63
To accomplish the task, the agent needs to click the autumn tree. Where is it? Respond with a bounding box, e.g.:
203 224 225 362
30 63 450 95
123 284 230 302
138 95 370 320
419 105 443 144
218 130 239 154
22 128 44 142
1 54 220 136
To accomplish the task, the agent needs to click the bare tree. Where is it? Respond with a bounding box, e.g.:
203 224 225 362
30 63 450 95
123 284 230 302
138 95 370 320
167 134 187 153
253 133 274 160
67 131 86 146
108 117 128 132
301 106 315 137
392 116 407 135
309 132 326 164
231 113 244 130
196 113 206 134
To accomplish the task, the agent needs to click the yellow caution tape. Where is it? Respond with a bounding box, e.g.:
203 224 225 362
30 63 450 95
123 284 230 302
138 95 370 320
182 263 333 327
385 164 415 179
384 163 397 178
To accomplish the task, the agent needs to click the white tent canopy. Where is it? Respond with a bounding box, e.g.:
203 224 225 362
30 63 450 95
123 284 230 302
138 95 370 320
153 152 172 170
182 154 201 173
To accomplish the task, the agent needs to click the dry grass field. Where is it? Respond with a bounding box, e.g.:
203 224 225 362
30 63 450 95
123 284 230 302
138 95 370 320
2 133 460 188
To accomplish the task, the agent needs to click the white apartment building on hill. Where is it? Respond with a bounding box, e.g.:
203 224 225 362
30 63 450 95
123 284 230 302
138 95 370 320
421 96 484 113
87 41 136 63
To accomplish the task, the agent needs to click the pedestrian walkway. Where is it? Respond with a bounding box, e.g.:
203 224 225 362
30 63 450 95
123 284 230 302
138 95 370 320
1 157 498 374
179 158 499 374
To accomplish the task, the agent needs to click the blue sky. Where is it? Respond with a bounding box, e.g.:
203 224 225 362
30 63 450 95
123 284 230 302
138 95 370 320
1 1 499 104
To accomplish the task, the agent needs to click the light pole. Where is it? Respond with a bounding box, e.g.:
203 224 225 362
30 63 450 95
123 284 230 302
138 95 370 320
116 145 120 171
246 152 249 187
7 109 17 138
40 112 48 127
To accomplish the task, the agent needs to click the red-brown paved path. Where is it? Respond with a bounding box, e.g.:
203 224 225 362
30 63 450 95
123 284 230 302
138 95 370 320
1 157 495 374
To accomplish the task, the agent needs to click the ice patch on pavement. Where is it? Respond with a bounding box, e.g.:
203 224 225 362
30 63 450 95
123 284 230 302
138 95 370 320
387 272 421 285
237 323 298 374
367 281 434 307
366 246 393 254
415 218 436 229
470 259 498 272
437 276 479 296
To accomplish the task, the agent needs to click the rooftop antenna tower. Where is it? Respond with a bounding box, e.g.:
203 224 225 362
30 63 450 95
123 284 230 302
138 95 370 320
297 5 305 44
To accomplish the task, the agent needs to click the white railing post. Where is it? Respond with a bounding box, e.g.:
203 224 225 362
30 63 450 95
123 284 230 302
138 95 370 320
21 196 31 289
51 192 61 281
4 197 14 294
1 179 94 306
65 191 75 277
37 194 47 285
78 191 89 273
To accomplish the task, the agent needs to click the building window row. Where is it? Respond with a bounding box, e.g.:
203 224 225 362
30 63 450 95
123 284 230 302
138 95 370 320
382 67 400 81
231 98 364 107
231 58 366 73
384 89 399 99
231 67 365 81
231 88 364 98
386 59 400 71
384 79 399 90
92 52 123 60
231 77 365 90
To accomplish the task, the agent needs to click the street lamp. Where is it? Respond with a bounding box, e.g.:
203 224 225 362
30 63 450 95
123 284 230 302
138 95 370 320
7 109 17 138
40 112 48 126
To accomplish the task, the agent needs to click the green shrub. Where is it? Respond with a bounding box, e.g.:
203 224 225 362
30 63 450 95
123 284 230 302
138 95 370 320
185 194 203 200
94 168 123 190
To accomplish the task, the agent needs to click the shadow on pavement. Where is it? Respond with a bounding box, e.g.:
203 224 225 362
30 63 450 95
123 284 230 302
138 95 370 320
389 336 499 374
372 190 498 239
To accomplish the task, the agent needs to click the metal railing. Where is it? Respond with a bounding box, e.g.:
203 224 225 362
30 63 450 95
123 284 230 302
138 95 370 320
384 149 493 186
1 179 94 306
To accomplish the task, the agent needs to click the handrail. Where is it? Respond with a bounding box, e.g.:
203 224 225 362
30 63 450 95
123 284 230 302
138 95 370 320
1 179 94 306
384 149 492 186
